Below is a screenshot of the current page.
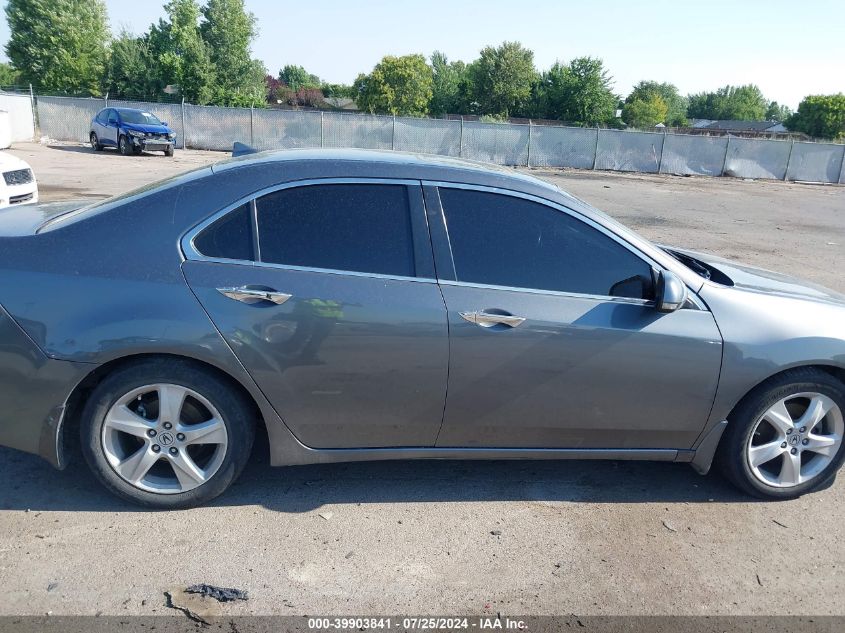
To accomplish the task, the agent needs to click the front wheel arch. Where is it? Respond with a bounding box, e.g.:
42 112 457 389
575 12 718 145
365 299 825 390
61 353 268 467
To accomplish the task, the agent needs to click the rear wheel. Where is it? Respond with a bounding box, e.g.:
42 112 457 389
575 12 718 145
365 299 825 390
717 368 845 499
90 132 103 151
80 359 255 509
118 135 132 156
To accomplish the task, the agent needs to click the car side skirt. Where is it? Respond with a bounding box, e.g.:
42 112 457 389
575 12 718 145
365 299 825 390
268 444 691 466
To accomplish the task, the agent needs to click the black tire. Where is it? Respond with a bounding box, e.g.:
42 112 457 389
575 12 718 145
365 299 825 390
90 132 103 151
716 367 845 499
118 135 133 156
80 358 255 509
165 144 174 157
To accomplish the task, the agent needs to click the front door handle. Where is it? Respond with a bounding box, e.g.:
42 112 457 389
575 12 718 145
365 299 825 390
459 310 526 328
217 286 292 305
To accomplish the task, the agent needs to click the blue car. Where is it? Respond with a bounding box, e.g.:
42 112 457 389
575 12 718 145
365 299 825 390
90 107 176 156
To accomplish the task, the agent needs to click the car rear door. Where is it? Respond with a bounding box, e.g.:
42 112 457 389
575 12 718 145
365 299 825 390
101 109 119 146
182 180 449 449
425 184 723 450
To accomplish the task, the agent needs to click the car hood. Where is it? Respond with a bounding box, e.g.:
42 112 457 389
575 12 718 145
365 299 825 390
0 151 31 171
122 122 172 135
668 246 845 307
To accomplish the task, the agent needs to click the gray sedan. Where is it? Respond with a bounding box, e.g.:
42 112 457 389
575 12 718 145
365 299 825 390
0 149 843 508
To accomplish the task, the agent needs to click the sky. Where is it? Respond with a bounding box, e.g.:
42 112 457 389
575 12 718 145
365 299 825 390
1 0 843 109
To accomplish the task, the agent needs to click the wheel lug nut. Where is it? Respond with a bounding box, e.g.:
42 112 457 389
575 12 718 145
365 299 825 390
786 428 793 435
802 438 809 445
147 429 157 437
151 444 161 453
169 447 178 455
176 433 185 441
163 422 173 430
799 427 807 433
790 448 798 455
781 442 787 448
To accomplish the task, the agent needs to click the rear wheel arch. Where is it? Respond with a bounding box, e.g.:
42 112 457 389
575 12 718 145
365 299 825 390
61 353 268 466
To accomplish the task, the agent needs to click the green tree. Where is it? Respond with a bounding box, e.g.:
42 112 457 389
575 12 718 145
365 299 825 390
786 94 845 140
105 30 160 99
429 51 465 116
200 0 264 98
765 101 792 122
5 0 109 95
0 62 20 86
148 0 214 104
624 81 687 126
622 94 668 128
353 54 433 117
463 42 536 117
687 84 768 120
538 57 617 126
279 65 321 91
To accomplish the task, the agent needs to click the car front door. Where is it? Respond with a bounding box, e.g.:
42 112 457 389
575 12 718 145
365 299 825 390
426 184 723 450
182 180 449 449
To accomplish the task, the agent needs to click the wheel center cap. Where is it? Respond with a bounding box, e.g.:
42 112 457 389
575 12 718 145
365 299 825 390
159 432 175 446
789 434 801 446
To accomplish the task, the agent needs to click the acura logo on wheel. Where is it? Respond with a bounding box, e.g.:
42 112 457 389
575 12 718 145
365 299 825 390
789 434 800 446
159 432 174 446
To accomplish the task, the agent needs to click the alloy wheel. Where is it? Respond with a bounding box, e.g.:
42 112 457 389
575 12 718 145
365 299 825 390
101 383 228 494
746 392 843 488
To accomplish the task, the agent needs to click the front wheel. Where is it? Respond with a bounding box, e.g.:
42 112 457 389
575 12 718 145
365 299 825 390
717 368 845 499
165 144 174 157
80 359 255 509
118 135 133 156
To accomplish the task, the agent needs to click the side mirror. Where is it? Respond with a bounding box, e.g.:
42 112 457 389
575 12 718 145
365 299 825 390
161 121 168 127
656 270 688 313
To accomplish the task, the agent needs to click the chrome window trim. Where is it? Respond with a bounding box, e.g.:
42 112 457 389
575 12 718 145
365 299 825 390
425 180 708 311
438 279 654 306
181 177 436 285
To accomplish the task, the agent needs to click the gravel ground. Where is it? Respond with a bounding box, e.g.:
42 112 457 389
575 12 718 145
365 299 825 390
1 142 844 618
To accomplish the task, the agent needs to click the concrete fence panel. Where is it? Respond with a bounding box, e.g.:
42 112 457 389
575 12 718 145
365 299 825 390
785 142 845 184
660 134 729 176
462 121 529 166
596 130 665 173
529 126 597 169
724 137 792 180
394 117 461 157
0 93 35 143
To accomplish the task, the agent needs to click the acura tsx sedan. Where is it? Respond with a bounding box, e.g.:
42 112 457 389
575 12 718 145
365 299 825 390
0 148 843 508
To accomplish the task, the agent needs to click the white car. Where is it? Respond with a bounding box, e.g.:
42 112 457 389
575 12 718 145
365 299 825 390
0 151 38 208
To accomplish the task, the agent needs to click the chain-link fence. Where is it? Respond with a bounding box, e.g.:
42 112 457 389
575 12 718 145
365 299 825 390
32 95 845 185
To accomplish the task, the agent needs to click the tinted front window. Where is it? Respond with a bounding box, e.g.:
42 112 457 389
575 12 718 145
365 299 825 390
194 203 254 261
256 184 415 277
440 188 654 299
118 109 163 125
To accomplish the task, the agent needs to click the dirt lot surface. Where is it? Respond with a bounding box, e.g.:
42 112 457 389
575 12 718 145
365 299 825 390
1 143 844 618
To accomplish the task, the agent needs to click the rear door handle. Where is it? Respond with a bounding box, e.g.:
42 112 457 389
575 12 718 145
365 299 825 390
459 310 526 328
217 286 292 305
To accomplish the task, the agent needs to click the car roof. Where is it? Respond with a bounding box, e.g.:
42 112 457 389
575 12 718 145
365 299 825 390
211 147 564 195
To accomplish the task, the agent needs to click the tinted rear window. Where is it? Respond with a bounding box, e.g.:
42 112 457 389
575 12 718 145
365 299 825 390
193 203 254 261
256 184 415 277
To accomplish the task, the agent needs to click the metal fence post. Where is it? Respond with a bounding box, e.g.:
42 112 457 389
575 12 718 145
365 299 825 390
28 83 36 141
459 117 464 158
720 136 731 176
104 92 109 109
837 144 845 185
783 138 795 181
181 98 186 149
320 111 324 148
392 114 396 150
526 120 533 168
250 105 254 146
657 130 667 174
592 127 600 170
